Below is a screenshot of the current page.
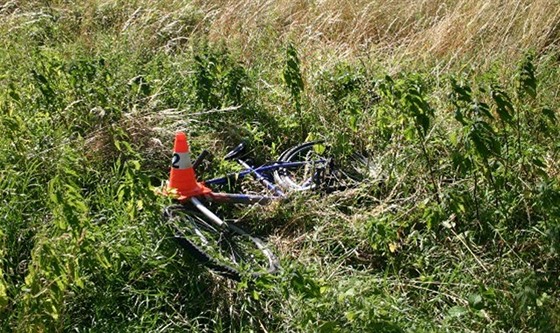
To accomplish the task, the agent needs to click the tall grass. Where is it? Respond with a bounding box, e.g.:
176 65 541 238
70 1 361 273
0 0 559 331
194 0 559 63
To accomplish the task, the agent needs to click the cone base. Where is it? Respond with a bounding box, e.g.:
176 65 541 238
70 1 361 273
162 182 212 201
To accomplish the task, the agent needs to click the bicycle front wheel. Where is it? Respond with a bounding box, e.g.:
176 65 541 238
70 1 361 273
163 205 280 281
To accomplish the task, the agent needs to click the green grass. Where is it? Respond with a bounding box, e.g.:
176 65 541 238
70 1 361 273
1 1 559 332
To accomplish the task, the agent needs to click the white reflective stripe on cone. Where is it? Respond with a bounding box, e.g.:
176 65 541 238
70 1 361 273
171 152 192 169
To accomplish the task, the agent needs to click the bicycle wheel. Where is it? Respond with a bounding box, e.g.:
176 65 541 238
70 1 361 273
163 205 280 281
274 141 370 192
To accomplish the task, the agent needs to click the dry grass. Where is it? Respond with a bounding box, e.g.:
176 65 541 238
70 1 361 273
193 0 559 66
3 0 556 67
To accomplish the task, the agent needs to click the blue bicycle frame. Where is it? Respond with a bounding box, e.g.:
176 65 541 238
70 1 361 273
195 159 328 205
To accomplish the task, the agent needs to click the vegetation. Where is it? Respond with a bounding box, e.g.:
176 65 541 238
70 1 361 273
0 0 558 331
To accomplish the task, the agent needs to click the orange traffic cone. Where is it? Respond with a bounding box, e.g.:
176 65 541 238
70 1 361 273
167 132 211 200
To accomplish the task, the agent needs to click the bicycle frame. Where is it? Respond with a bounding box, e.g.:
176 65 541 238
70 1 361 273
203 161 324 186
185 156 329 224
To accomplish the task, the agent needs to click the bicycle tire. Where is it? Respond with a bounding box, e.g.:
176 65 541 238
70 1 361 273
163 205 280 281
274 141 370 192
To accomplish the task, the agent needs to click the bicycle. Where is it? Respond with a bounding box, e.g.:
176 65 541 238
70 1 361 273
162 133 369 281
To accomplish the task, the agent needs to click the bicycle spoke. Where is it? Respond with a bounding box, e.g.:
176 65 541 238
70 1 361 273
163 205 279 280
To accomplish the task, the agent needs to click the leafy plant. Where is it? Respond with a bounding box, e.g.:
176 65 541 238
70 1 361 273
283 43 306 138
192 43 248 111
380 74 440 203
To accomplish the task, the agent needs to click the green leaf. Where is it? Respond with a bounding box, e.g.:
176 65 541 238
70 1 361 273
283 43 304 98
290 271 322 299
542 107 556 122
345 311 358 321
471 102 493 120
469 121 500 158
416 113 430 136
450 78 473 103
454 108 467 125
532 156 546 169
491 87 514 123
0 271 8 310
313 143 326 155
518 54 537 98
128 160 141 171
468 293 484 310
448 305 468 317
319 321 338 332
349 115 358 131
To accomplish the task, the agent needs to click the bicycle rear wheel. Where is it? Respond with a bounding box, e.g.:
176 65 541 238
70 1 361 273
163 205 279 281
274 141 370 192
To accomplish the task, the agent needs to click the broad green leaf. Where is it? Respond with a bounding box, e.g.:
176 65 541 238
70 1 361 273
518 54 537 98
491 87 514 123
468 293 484 310
448 305 468 317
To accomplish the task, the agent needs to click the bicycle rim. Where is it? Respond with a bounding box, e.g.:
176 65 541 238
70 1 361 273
274 141 327 191
164 205 279 280
274 141 370 192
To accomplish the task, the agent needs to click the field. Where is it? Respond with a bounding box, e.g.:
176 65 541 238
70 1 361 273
1 0 559 331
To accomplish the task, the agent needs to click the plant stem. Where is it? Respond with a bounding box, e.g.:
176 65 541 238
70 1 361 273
420 137 441 205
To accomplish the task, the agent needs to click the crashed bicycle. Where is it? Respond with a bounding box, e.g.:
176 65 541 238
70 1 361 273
161 132 369 280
